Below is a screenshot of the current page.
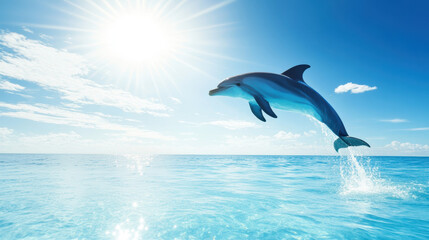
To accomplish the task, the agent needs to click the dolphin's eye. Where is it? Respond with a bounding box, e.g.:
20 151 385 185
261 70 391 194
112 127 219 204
236 83 241 86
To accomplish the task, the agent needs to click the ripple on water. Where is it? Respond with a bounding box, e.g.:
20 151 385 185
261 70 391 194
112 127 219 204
0 154 428 239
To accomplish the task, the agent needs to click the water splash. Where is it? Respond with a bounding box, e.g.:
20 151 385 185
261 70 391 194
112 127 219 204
306 115 418 199
339 149 412 199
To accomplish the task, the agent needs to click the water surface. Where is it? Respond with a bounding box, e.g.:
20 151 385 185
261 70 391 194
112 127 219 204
0 154 428 239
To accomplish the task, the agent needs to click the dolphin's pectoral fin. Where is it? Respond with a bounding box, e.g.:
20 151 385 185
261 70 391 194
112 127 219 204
249 101 266 122
254 95 277 119
281 64 310 82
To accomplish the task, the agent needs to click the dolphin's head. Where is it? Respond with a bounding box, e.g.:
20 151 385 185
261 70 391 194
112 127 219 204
209 75 247 98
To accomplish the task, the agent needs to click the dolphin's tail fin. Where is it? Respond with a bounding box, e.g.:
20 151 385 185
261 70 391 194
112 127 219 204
334 136 370 152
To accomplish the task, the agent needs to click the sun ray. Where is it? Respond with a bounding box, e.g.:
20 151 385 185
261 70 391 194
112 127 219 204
162 0 189 18
178 22 236 34
171 56 217 81
153 0 176 18
56 10 101 28
113 0 125 11
148 67 163 107
176 0 235 24
100 0 120 16
83 0 116 20
173 49 215 68
30 0 238 102
24 23 94 33
136 0 146 12
65 42 102 51
156 63 184 96
180 46 251 64
63 0 109 24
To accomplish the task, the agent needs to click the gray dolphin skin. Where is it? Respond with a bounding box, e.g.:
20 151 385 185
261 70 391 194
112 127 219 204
209 64 370 152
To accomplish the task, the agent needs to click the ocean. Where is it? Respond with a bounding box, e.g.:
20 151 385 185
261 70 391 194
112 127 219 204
0 154 428 239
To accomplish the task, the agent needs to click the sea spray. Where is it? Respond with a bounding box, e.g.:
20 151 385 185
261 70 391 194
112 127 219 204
307 115 337 150
306 116 413 199
339 149 412 199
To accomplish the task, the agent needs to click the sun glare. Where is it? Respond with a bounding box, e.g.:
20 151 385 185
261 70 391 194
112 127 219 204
102 14 176 65
47 0 236 90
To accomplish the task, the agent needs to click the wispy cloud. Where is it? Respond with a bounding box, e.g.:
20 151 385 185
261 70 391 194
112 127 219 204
39 33 52 40
146 111 170 117
0 130 91 153
380 118 408 123
226 130 310 147
19 131 82 145
22 26 33 34
335 82 377 94
0 102 174 140
222 130 330 155
386 141 429 152
0 32 169 116
304 130 317 136
180 119 258 130
0 127 13 137
407 127 429 131
274 131 301 140
204 120 257 130
170 97 182 104
0 80 24 91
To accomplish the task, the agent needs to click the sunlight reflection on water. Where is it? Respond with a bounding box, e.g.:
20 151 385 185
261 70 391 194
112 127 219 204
115 154 154 175
106 216 147 240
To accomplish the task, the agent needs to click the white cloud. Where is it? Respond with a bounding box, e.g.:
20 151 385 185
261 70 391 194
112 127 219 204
380 118 407 123
0 80 24 91
0 131 93 153
19 131 81 144
0 127 13 137
22 26 33 34
407 127 429 131
223 132 331 155
0 32 169 116
204 120 257 130
226 130 315 149
39 33 52 40
146 111 170 117
274 130 301 140
304 130 317 136
335 82 377 94
61 102 82 109
180 120 258 130
225 134 271 145
170 97 182 104
0 102 174 140
386 141 429 152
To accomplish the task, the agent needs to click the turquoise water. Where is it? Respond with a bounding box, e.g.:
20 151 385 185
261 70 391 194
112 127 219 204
0 154 428 239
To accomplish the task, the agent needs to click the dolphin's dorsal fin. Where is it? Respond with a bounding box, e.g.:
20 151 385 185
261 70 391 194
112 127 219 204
249 101 266 122
254 95 277 119
281 64 310 82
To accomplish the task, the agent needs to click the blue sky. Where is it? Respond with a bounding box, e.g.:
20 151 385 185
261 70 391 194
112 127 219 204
0 0 428 155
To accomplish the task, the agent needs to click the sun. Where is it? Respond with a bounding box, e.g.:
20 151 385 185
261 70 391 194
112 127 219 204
40 0 236 90
101 13 176 65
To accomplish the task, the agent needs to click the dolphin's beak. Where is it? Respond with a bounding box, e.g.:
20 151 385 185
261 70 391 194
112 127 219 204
209 86 230 96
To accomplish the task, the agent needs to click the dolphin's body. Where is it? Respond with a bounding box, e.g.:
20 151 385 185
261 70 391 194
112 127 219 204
209 64 370 152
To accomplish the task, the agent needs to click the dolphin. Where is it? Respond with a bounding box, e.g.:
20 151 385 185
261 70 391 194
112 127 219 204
209 64 370 152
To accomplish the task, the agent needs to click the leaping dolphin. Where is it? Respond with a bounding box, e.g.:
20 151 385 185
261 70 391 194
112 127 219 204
209 64 370 152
